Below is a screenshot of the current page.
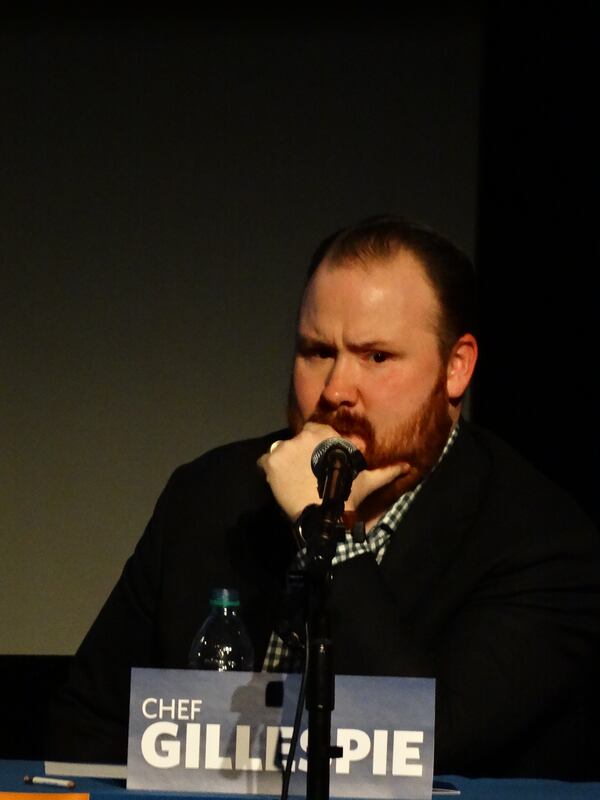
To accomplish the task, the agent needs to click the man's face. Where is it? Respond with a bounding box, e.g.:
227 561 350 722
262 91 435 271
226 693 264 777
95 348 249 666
288 251 456 482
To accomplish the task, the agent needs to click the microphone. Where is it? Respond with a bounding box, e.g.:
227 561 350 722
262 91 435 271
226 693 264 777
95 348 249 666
311 437 367 509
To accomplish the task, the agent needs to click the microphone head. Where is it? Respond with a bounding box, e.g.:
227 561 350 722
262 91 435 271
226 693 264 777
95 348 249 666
311 437 367 480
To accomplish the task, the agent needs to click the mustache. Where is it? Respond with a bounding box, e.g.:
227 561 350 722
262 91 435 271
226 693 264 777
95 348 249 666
308 405 374 442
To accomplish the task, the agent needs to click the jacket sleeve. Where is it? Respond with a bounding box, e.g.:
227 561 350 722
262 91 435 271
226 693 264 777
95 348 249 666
44 431 284 765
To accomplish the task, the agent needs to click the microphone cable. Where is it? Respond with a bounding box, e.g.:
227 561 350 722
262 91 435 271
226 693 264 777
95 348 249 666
280 621 310 800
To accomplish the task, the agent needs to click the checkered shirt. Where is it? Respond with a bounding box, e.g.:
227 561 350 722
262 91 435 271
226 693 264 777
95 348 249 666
262 423 460 672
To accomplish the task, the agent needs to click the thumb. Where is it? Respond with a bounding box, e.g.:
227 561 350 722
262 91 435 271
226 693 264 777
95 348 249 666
349 462 411 508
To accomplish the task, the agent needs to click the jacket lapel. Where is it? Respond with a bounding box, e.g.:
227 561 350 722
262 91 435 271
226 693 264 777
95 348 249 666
379 422 490 616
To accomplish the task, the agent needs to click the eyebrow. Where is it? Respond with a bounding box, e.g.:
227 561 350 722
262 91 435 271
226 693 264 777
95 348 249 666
296 334 394 353
347 340 393 353
296 334 330 351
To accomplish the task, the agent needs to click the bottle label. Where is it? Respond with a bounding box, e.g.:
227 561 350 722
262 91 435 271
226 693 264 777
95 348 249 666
127 668 435 799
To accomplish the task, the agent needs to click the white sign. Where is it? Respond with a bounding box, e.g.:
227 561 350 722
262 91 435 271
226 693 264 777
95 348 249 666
127 669 435 799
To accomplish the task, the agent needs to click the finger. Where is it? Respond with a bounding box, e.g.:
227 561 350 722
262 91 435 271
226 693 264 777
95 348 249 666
366 462 411 484
302 421 339 438
350 462 411 505
258 439 287 471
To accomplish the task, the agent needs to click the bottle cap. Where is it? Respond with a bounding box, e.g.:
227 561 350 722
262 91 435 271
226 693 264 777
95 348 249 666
209 588 240 607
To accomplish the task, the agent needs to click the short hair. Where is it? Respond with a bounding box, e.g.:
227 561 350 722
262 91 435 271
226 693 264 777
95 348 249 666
306 214 478 359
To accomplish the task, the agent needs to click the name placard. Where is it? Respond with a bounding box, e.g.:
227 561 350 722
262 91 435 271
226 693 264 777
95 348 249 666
127 669 435 799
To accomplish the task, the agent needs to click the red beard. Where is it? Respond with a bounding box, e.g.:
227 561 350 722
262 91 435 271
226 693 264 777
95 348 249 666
287 368 453 491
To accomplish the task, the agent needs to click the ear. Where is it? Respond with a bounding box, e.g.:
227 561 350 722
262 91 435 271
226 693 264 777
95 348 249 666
446 333 478 401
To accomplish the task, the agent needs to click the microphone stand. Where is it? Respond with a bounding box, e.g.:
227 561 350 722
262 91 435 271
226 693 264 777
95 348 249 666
300 449 354 800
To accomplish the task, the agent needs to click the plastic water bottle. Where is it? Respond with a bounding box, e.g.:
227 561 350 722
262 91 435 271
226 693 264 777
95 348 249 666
188 587 255 670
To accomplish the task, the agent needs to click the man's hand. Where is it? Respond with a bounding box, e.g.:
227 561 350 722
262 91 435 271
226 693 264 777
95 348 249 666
257 422 410 522
257 423 334 521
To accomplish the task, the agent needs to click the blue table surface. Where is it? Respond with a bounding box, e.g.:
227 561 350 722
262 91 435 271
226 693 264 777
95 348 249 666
2 760 600 800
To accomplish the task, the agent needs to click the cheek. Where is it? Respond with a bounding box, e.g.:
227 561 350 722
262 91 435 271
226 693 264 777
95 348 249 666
292 360 322 417
369 363 440 417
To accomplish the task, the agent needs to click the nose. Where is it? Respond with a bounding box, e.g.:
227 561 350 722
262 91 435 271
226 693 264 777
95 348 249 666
320 356 359 408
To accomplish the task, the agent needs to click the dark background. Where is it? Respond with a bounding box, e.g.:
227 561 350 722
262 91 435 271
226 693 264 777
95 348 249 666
475 2 598 528
1 4 597 660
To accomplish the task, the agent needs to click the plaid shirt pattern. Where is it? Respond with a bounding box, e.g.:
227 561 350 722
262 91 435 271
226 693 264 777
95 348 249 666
262 424 460 672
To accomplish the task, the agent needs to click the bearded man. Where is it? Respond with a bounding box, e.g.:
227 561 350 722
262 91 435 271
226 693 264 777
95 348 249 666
47 216 600 779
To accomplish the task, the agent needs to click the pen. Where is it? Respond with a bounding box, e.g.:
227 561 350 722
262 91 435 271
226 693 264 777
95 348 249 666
24 775 76 789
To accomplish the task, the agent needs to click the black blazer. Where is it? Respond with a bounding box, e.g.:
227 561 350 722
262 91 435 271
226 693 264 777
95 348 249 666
46 421 600 778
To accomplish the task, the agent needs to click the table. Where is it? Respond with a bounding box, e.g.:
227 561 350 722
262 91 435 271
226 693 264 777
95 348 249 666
2 760 600 800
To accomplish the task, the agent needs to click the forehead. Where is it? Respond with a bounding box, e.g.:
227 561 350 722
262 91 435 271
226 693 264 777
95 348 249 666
299 251 440 340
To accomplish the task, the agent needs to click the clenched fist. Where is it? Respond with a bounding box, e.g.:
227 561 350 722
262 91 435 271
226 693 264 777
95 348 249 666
257 422 410 524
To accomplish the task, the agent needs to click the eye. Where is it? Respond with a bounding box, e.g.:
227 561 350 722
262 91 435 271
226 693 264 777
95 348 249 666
369 351 389 363
316 346 335 359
